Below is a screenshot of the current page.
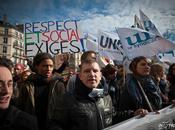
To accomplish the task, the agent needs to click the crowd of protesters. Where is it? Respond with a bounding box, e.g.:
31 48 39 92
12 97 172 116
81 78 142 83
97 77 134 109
0 51 175 130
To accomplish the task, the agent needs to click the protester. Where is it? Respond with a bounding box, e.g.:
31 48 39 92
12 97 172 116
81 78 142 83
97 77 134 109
101 64 121 124
0 58 38 130
13 69 32 99
17 52 65 130
48 59 113 130
13 63 25 83
167 63 175 101
101 64 119 109
12 63 25 103
118 56 162 122
66 50 108 94
150 63 169 106
116 64 126 95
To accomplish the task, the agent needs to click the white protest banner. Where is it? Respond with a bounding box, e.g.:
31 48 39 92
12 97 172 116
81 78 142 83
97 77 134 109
104 105 175 130
139 10 161 36
117 27 175 59
24 20 85 58
98 30 124 61
158 50 175 63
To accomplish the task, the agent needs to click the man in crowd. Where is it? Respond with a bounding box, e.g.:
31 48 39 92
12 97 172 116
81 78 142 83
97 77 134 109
17 52 65 130
48 59 113 130
0 58 38 130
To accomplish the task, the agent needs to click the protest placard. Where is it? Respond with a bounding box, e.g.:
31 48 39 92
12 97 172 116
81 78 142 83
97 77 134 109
24 20 85 57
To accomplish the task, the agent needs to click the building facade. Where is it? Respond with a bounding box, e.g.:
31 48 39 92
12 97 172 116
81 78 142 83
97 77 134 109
0 17 26 65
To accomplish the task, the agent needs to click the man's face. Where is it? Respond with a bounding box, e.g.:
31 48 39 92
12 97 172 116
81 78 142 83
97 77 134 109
35 59 54 78
14 65 24 75
79 62 101 89
0 66 13 109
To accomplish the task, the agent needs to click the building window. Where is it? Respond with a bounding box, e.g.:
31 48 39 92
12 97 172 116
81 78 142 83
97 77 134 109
3 46 7 53
16 31 18 38
3 37 8 43
14 58 17 64
4 28 8 35
20 42 23 48
2 55 7 58
20 34 23 40
13 40 18 46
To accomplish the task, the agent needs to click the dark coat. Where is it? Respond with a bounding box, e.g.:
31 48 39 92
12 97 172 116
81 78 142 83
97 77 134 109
0 105 38 130
17 73 65 130
117 74 162 121
48 77 113 130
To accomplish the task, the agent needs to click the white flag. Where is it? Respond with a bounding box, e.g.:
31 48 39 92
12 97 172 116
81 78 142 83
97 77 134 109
134 14 145 30
117 27 175 59
98 30 124 61
139 9 161 36
158 50 175 63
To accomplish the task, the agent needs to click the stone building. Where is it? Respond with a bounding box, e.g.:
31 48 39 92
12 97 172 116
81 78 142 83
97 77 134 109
0 15 26 65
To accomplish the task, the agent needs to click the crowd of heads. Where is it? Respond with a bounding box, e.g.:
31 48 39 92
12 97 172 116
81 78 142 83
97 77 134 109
0 51 175 130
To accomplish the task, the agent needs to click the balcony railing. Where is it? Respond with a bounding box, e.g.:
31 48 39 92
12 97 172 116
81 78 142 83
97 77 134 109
0 30 24 41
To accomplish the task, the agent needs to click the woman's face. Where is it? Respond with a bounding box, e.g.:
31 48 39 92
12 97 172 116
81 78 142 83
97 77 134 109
136 59 150 76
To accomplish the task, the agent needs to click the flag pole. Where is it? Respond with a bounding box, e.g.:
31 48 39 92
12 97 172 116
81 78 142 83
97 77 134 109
136 80 154 112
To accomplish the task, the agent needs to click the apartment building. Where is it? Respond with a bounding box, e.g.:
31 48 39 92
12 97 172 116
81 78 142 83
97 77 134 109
0 16 26 65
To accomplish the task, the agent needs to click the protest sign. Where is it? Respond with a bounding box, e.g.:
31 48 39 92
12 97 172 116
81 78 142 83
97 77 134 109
24 20 85 57
98 30 124 61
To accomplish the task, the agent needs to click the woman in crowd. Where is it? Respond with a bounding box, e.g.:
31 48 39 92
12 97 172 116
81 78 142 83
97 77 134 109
118 56 162 122
150 63 169 107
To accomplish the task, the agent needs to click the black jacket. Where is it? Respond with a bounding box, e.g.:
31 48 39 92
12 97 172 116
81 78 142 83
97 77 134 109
0 105 38 130
117 74 162 122
49 77 113 130
17 73 65 130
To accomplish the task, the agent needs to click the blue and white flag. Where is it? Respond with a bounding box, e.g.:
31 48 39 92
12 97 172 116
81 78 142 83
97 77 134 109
117 27 175 59
139 10 161 36
158 50 175 63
